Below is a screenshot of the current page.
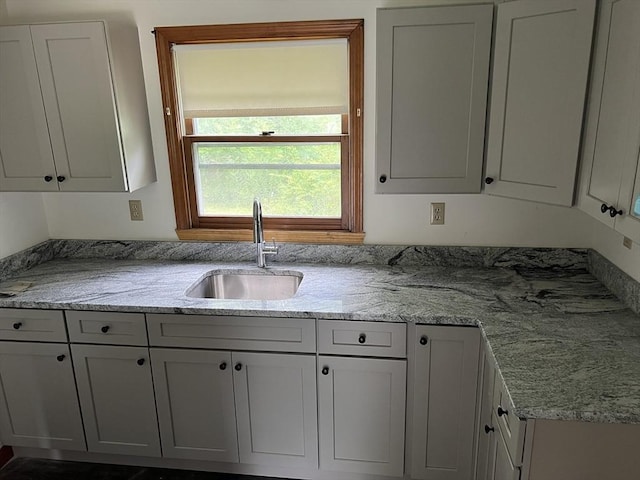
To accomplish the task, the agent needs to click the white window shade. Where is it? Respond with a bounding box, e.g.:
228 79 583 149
175 40 348 118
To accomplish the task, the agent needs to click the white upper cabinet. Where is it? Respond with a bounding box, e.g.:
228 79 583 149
484 0 596 206
0 21 155 192
376 4 493 193
578 0 640 243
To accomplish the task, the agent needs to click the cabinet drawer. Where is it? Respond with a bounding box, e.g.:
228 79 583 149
66 311 147 346
493 374 526 466
0 308 66 342
147 314 316 353
317 320 406 358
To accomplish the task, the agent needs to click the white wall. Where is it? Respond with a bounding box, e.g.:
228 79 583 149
1 0 637 281
0 193 49 258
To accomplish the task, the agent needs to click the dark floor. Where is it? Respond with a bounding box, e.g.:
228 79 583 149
0 458 294 480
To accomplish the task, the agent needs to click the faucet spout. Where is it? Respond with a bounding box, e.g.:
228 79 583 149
253 199 278 267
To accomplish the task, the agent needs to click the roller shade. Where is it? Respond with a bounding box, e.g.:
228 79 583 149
174 39 348 118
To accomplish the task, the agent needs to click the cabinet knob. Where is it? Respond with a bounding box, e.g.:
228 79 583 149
485 177 494 184
600 203 610 214
219 362 227 371
56 354 65 362
235 363 242 371
57 175 66 182
419 335 428 346
100 325 110 333
12 322 22 330
137 358 145 366
608 206 623 218
379 174 387 183
358 333 366 344
484 424 495 434
322 366 330 375
44 175 53 182
497 406 508 417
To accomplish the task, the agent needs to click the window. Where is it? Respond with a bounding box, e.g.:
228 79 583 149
154 20 364 243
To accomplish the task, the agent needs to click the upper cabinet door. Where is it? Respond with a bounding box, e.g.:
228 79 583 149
376 4 493 194
0 26 58 191
578 0 640 242
485 0 596 206
30 22 126 192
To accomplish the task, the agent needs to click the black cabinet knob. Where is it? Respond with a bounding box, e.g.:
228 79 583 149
219 362 227 371
358 333 366 344
56 354 65 362
44 175 53 182
485 177 494 184
379 174 387 183
137 358 145 366
497 406 508 417
322 366 330 375
101 325 110 333
484 424 495 434
419 335 428 346
608 206 623 218
12 322 22 330
57 175 66 182
601 203 610 214
235 363 242 371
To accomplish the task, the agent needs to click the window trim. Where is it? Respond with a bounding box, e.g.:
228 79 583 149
154 20 364 244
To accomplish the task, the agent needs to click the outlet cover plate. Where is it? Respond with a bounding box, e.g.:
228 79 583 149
430 202 445 225
129 200 143 221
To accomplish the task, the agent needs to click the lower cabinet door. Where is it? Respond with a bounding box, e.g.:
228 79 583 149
232 352 318 469
318 355 407 477
0 341 85 450
492 421 521 480
411 325 480 480
71 344 160 457
151 348 238 462
476 344 498 480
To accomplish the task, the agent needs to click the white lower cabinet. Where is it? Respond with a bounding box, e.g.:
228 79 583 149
490 416 521 480
0 341 85 451
318 355 406 477
410 325 480 480
151 348 238 462
71 344 161 457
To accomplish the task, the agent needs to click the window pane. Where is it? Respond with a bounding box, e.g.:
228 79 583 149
194 142 341 217
193 115 342 135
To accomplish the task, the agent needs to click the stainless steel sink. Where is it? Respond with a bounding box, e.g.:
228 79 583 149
186 270 303 300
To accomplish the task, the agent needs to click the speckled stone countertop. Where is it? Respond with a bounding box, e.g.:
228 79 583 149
0 253 639 425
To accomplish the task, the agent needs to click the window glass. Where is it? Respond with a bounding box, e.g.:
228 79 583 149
193 115 342 136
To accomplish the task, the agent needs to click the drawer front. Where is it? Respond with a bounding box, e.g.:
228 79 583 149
493 374 526 466
66 311 147 346
147 314 316 353
0 308 67 342
317 320 406 358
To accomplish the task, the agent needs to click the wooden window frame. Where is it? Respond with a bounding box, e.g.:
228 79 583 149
154 20 364 244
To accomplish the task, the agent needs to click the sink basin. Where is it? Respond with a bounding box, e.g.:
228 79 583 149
186 270 303 300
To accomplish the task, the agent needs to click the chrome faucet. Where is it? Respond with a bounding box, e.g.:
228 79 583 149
253 199 278 268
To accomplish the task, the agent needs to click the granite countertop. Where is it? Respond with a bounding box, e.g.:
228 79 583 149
0 257 639 425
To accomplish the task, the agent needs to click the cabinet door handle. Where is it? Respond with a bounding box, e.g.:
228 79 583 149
419 335 428 346
57 175 66 182
321 366 330 375
358 333 366 344
485 177 494 184
608 206 623 218
484 424 495 434
56 354 65 362
234 363 242 371
137 358 145 366
219 362 227 370
601 203 610 214
101 325 110 333
12 322 22 330
44 175 53 182
379 174 387 183
497 406 508 417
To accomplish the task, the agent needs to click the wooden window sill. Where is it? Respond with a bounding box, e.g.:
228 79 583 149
176 228 365 245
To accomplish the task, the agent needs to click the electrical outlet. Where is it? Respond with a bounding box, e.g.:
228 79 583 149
430 202 445 225
129 200 143 221
623 237 632 250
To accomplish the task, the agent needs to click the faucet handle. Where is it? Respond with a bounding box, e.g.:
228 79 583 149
263 238 279 254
